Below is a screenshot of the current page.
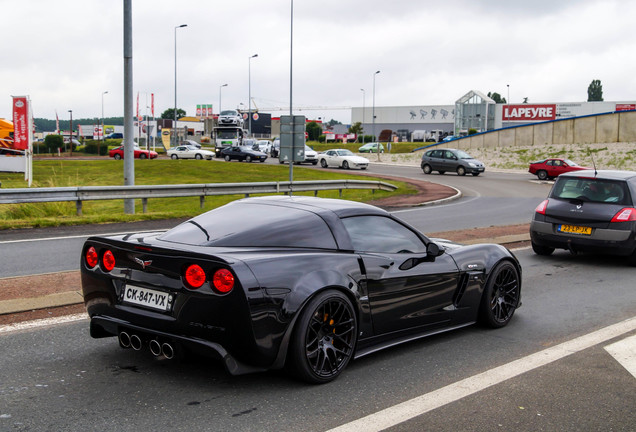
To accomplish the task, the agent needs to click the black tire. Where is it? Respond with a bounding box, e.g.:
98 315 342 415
456 166 466 176
246 155 252 163
195 154 202 160
531 241 555 256
438 170 446 175
537 170 548 180
139 153 147 160
479 261 520 328
472 172 480 176
342 160 350 170
171 154 178 160
422 164 433 174
320 159 328 168
224 155 231 162
114 153 122 160
289 290 357 384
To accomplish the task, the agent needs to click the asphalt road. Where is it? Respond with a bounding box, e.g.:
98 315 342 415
1 248 634 431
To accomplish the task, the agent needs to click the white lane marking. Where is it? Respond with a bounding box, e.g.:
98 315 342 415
604 334 636 379
327 316 636 432
0 313 88 334
0 230 167 244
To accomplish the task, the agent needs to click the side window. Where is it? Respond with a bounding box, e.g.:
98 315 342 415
546 160 553 166
342 216 427 254
430 150 441 158
445 150 456 159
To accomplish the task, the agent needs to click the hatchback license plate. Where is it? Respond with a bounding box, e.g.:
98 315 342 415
123 284 170 311
558 224 592 235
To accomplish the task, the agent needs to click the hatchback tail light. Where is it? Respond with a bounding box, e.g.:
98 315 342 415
535 199 549 215
212 269 234 294
611 208 636 222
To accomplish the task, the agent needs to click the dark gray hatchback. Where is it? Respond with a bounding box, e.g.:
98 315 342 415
421 148 485 176
530 170 636 265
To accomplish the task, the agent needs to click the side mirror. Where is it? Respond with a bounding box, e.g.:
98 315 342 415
427 242 444 257
399 243 444 270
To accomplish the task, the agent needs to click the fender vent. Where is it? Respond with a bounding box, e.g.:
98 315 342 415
453 273 470 306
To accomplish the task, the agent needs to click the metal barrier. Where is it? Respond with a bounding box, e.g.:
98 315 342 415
0 180 397 215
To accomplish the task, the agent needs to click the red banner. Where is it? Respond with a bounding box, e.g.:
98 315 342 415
12 96 29 150
616 104 636 112
503 104 556 121
151 93 155 117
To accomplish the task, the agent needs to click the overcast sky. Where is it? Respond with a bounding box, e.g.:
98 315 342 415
2 0 634 124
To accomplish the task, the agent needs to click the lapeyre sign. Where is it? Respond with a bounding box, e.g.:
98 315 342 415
503 104 556 121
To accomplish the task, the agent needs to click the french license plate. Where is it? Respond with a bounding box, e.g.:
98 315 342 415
558 224 592 235
123 284 170 311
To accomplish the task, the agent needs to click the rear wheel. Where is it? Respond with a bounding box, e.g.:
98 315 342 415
532 241 555 256
537 170 548 180
289 290 357 384
422 164 432 174
457 166 466 176
479 261 520 328
171 154 178 160
342 160 350 170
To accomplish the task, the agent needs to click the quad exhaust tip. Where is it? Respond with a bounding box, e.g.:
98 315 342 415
149 339 162 356
119 332 175 359
119 331 131 348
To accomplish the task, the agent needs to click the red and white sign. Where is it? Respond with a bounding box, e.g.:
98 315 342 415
12 96 29 150
615 104 636 112
503 104 556 121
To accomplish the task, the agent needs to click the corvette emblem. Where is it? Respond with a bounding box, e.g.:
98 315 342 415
134 257 152 269
577 204 582 209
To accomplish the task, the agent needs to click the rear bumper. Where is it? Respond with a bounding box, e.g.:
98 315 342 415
530 220 636 255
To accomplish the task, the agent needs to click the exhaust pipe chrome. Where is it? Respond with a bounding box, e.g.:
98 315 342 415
130 334 142 351
149 339 162 357
161 342 175 360
119 331 131 348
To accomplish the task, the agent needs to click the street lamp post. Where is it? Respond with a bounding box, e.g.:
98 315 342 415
68 109 73 156
507 84 510 104
101 91 108 155
360 88 365 143
248 53 258 136
219 83 228 115
174 24 187 147
372 70 380 160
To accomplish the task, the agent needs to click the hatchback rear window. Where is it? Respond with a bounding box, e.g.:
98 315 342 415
551 177 630 204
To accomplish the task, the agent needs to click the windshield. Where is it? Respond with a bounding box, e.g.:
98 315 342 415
220 110 238 116
337 150 354 156
551 177 630 204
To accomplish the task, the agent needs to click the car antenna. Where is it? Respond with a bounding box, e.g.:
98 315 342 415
588 149 598 177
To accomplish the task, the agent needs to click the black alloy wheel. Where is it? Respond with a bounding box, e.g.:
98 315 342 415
320 159 328 168
422 164 432 174
537 170 548 180
479 261 520 328
342 160 350 169
456 166 466 176
290 290 357 384
531 241 555 256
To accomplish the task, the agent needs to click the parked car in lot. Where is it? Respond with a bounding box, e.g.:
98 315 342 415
358 142 384 153
109 146 158 160
80 196 522 383
221 145 267 162
319 149 369 170
255 140 271 153
420 148 485 176
218 109 244 127
167 145 214 160
528 158 590 180
530 170 636 265
279 145 319 165
105 133 123 139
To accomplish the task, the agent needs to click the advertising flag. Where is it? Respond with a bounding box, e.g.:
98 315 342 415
55 110 60 134
12 96 29 150
151 93 155 117
136 92 140 120
196 104 202 117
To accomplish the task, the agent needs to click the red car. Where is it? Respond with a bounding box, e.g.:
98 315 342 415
528 158 590 180
109 146 158 160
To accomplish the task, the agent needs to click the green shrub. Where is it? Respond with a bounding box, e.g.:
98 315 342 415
43 134 64 153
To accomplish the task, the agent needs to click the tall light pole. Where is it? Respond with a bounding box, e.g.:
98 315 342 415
219 83 228 115
101 90 108 155
360 88 365 143
174 23 187 147
372 70 380 160
248 53 258 136
68 109 73 156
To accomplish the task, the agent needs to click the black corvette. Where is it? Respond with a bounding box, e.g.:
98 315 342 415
81 196 522 383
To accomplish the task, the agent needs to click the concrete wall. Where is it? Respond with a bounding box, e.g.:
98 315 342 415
458 111 636 149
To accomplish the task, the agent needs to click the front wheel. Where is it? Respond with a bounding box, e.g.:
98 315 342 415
456 166 466 176
114 153 122 160
532 241 554 256
224 155 231 162
139 153 147 160
422 164 432 174
342 160 350 170
479 261 520 328
195 154 202 160
245 155 252 163
320 159 328 168
288 290 357 384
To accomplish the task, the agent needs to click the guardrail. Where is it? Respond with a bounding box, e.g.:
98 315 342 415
0 180 397 215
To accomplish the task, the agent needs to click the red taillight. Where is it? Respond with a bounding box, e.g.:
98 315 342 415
212 269 234 293
85 246 98 268
611 208 636 222
102 250 116 272
535 199 549 215
184 264 206 289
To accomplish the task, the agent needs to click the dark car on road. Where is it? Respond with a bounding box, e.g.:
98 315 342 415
528 158 590 180
81 196 521 383
421 148 485 176
220 145 267 162
530 170 636 265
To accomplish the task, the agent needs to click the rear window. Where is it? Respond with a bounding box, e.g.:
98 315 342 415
551 177 630 204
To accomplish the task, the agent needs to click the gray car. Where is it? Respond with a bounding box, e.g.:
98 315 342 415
530 170 636 265
420 148 485 176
